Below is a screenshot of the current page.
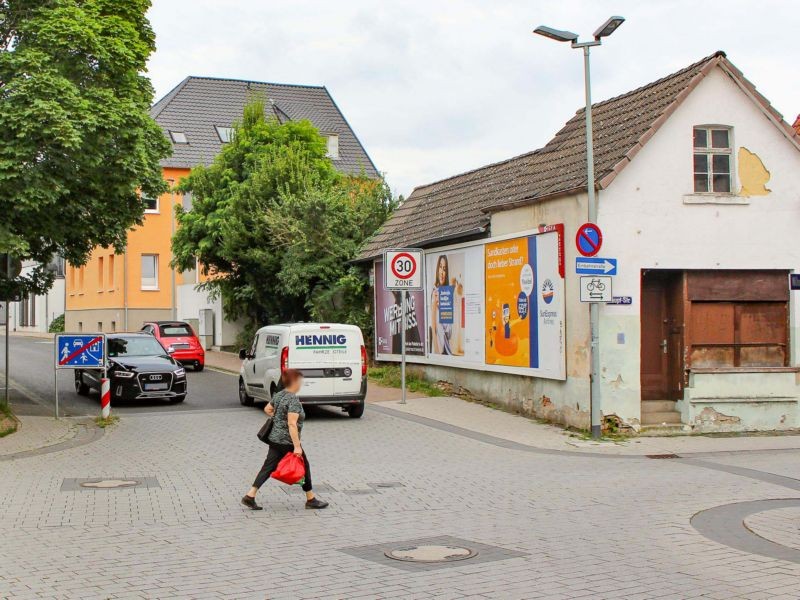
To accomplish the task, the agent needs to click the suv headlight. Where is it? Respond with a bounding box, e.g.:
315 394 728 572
175 368 186 378
115 371 135 379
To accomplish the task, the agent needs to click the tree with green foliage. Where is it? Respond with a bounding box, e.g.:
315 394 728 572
0 0 170 298
171 99 396 344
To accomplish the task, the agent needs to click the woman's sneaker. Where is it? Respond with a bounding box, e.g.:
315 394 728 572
305 497 329 510
241 495 263 510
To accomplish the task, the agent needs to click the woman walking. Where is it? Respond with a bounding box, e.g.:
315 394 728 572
242 369 329 510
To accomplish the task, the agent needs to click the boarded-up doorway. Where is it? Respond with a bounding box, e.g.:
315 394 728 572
641 270 684 401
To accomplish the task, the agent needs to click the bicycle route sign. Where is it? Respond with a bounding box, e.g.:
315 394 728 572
575 223 603 257
384 248 424 291
579 276 612 303
55 334 106 369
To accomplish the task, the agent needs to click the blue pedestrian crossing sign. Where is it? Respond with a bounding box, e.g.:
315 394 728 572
55 334 106 369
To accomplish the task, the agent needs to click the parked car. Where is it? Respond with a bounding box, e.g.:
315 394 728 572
238 323 367 418
141 321 205 371
74 333 187 403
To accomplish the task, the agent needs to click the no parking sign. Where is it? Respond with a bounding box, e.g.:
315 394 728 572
575 223 603 257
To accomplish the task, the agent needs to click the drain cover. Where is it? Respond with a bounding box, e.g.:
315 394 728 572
385 544 478 563
80 479 139 489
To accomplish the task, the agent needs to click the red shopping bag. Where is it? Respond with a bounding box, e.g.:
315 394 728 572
271 453 306 485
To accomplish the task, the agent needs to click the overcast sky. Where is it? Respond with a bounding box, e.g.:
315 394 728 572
147 1 799 198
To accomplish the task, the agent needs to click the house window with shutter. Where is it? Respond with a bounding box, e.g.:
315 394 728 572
687 271 788 368
693 126 733 193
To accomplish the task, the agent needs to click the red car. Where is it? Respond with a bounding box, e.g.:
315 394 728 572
141 321 205 371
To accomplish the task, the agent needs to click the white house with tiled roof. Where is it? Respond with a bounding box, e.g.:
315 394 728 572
362 51 800 433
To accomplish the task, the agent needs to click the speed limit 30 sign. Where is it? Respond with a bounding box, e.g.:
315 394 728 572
384 248 423 290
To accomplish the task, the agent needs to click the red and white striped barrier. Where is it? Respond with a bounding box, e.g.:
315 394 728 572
100 378 111 418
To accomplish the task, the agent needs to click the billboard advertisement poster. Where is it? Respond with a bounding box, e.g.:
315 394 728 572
426 246 485 363
484 230 565 378
374 260 425 357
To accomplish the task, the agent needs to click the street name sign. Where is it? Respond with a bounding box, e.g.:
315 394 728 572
383 248 424 291
607 296 633 305
575 223 603 257
55 334 106 369
790 274 800 291
575 257 617 276
580 276 612 303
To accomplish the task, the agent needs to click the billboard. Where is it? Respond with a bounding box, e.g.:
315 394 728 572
485 229 565 379
374 260 425 357
373 225 565 380
425 246 484 365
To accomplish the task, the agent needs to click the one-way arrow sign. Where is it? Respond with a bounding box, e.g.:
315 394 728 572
575 257 617 276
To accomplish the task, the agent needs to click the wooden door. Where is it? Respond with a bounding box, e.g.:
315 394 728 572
641 272 684 400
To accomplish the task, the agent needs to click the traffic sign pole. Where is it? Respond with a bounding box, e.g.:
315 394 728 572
400 293 407 405
3 253 9 408
383 248 423 406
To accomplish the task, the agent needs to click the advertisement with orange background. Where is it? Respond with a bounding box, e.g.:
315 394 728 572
485 229 565 378
485 237 534 368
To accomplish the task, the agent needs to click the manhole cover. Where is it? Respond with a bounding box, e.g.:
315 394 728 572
80 479 139 489
385 544 478 563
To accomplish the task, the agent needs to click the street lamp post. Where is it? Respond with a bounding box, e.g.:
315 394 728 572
534 17 625 439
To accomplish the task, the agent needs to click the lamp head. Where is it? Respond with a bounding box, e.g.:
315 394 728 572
593 16 625 39
533 25 579 43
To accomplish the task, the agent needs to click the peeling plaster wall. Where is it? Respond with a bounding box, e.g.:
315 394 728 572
681 371 799 432
738 147 771 197
596 65 800 431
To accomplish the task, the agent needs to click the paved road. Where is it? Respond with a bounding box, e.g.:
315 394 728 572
0 335 242 416
3 398 800 598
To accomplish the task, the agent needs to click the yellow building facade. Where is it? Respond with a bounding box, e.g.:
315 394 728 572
65 167 191 332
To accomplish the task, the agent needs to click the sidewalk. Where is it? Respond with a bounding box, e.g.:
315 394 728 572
377 395 800 456
204 348 242 373
0 414 77 457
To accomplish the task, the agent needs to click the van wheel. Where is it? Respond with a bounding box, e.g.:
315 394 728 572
239 378 254 407
347 400 365 419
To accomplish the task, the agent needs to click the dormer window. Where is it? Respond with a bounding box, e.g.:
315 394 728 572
170 130 188 144
215 126 234 143
693 126 732 193
325 134 339 160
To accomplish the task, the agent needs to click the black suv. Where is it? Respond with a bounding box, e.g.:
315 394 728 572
74 333 187 403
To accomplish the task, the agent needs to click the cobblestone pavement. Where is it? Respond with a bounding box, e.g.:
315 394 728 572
2 402 800 599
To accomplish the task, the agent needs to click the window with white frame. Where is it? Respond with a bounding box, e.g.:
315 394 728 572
215 126 234 143
141 254 158 290
142 194 159 213
693 126 732 193
325 134 339 159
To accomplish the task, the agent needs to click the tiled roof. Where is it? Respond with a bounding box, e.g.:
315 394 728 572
358 51 798 261
793 114 800 135
150 76 379 177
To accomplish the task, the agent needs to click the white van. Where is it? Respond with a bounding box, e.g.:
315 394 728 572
238 323 367 418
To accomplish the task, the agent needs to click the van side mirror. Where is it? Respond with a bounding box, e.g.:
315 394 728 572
238 348 247 360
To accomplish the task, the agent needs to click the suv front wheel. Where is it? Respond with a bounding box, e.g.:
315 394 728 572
74 373 90 396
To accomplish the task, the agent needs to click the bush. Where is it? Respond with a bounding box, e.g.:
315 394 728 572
368 365 443 397
48 314 65 333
